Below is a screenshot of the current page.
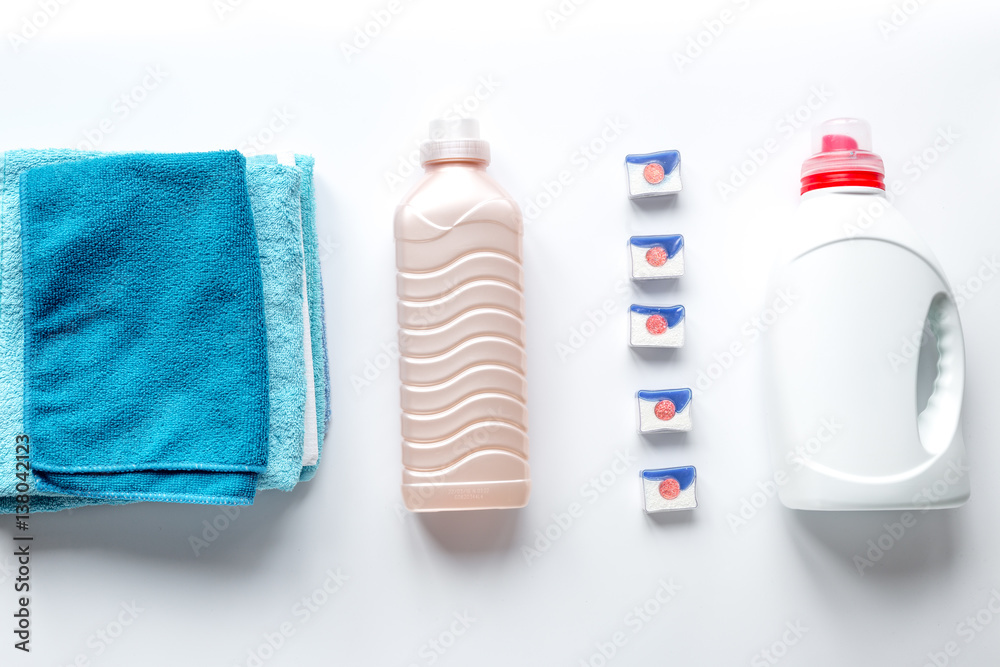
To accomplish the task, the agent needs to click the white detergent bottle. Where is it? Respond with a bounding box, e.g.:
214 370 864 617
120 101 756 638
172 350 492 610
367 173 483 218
763 118 970 511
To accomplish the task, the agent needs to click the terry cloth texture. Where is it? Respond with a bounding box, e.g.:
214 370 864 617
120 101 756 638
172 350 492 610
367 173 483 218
247 154 328 483
0 150 326 512
20 151 269 505
245 161 307 491
275 153 318 469
0 149 115 513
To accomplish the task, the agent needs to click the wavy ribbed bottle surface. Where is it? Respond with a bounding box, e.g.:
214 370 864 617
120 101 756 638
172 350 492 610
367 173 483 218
395 119 530 511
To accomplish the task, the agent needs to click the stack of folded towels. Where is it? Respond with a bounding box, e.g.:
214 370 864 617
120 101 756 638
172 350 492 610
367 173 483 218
0 149 329 512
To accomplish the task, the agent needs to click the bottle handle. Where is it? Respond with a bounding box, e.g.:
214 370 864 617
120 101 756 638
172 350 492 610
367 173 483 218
917 293 965 456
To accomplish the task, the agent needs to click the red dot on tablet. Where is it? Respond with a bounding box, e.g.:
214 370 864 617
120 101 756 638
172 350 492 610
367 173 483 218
643 162 665 184
654 399 676 421
646 315 667 335
645 246 667 267
659 478 680 500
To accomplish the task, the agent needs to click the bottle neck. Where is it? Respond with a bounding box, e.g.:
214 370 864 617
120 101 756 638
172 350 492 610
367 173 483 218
800 170 885 195
422 159 488 172
800 185 887 201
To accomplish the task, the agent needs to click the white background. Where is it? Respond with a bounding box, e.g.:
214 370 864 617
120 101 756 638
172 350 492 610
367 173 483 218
1 1 999 665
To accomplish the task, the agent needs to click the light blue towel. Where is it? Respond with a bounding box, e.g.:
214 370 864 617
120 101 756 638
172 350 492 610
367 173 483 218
21 151 269 505
290 155 329 482
245 161 307 491
247 154 329 483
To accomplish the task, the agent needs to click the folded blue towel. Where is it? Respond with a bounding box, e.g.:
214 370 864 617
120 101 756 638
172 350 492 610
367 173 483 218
0 149 112 513
0 149 326 512
20 151 269 505
245 161 307 491
248 154 329 483
291 155 329 482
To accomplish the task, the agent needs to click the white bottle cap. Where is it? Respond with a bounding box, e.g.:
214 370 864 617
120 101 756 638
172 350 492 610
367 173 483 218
420 118 491 166
810 117 874 154
800 117 885 193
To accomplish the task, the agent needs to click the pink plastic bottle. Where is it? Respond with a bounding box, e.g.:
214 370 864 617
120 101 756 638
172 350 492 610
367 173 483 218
395 119 530 511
